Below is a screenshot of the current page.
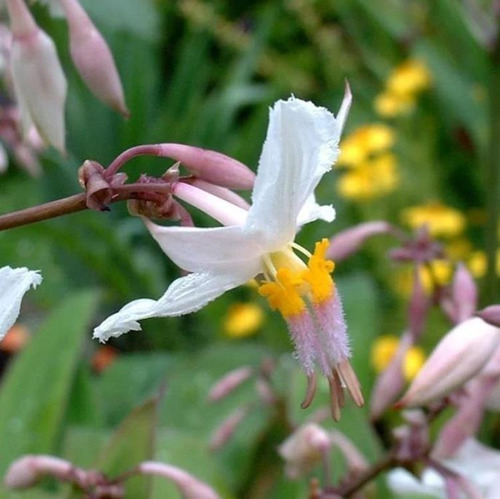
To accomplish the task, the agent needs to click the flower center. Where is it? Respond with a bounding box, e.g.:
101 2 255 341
258 239 335 317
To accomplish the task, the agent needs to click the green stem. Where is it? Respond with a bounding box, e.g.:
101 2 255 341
485 28 500 303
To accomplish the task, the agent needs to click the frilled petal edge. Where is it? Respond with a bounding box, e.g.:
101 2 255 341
93 262 261 342
0 266 42 341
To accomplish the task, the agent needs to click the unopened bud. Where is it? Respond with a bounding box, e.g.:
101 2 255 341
370 333 411 420
477 305 500 328
397 318 500 408
209 407 247 451
59 0 129 116
157 144 255 190
4 455 72 489
326 221 393 261
278 423 331 479
207 366 253 402
408 267 430 339
451 263 477 323
329 430 368 472
7 0 67 153
138 461 220 499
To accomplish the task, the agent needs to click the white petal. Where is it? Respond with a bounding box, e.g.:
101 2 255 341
93 265 260 342
0 266 42 341
245 94 348 250
297 195 336 227
144 220 264 273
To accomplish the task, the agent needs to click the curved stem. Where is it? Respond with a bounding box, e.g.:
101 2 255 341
106 145 164 177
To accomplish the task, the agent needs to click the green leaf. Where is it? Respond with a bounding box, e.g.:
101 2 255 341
96 398 158 499
0 291 98 482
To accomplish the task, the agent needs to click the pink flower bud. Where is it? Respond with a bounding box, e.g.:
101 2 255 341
326 221 393 261
451 263 477 323
138 461 220 499
329 430 368 473
157 144 255 190
4 455 72 489
397 318 500 408
278 423 331 479
209 407 247 451
408 266 430 339
59 0 129 117
370 333 412 420
7 0 67 153
207 366 253 402
477 305 500 328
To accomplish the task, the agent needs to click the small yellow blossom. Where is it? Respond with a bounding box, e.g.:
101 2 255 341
223 302 264 338
337 124 395 167
402 202 466 238
467 250 500 278
394 260 453 296
375 59 431 117
371 335 426 381
386 59 431 97
337 153 398 201
375 91 416 118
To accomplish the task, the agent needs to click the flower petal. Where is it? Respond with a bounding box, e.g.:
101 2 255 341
245 94 347 250
93 265 260 342
0 266 42 341
144 220 264 273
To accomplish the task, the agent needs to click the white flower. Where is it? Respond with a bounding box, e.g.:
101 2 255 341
0 266 42 341
388 439 500 498
94 93 363 417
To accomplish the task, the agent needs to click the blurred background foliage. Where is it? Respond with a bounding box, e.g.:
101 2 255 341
0 0 498 497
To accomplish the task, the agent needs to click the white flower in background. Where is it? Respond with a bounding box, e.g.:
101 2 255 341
388 439 500 498
94 93 364 418
0 266 42 341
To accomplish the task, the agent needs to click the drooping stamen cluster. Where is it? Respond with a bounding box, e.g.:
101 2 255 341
258 239 364 420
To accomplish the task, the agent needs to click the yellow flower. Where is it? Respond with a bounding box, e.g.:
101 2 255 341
374 91 416 118
467 250 500 278
371 335 426 381
223 302 264 338
337 152 398 201
386 59 431 97
337 124 395 167
393 260 453 296
375 59 431 117
401 202 466 238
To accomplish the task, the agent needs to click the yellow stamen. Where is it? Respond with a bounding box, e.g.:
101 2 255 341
258 239 336 315
302 239 335 304
258 268 305 317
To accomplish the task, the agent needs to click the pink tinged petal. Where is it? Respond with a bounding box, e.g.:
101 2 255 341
477 305 500 328
433 378 495 459
60 0 129 116
157 143 255 190
172 182 248 227
408 265 430 339
93 267 258 342
245 95 347 250
190 179 250 211
143 220 263 273
0 266 42 341
8 0 67 152
326 221 393 262
451 263 478 323
138 462 220 499
329 430 368 473
397 318 500 408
